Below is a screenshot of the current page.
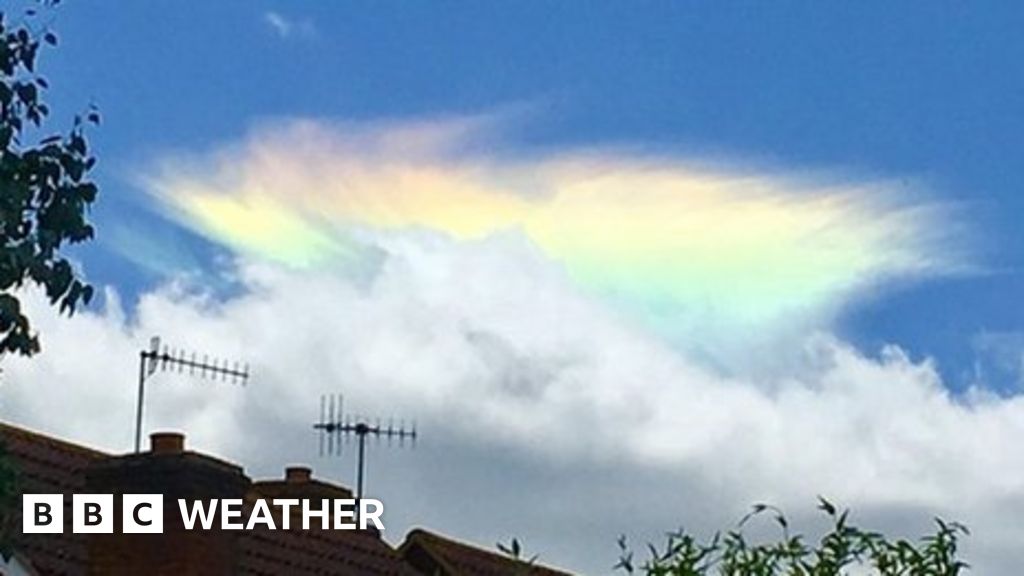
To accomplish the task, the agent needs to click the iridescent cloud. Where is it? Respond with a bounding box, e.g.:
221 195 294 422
142 117 966 334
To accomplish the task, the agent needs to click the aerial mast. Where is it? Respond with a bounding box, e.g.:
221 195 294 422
134 336 250 452
313 393 417 506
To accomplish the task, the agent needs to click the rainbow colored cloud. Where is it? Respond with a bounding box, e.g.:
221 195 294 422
142 117 965 334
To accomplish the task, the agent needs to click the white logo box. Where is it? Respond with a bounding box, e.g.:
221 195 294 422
23 494 163 534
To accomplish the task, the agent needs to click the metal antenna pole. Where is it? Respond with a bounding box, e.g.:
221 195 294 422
312 394 417 526
134 350 147 453
357 426 367 499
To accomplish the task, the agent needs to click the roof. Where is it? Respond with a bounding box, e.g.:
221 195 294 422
241 480 410 575
238 522 414 575
0 421 413 575
0 422 574 576
0 422 106 576
250 477 354 501
399 529 574 576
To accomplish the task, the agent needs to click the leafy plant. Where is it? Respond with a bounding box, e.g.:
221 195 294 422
615 498 969 576
498 537 540 573
0 0 99 357
0 0 99 561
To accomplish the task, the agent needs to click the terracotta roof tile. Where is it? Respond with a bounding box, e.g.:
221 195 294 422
1 423 568 576
0 422 106 576
238 524 415 575
0 422 415 575
400 529 574 576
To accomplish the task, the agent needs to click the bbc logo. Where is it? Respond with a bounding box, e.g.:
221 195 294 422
23 494 164 534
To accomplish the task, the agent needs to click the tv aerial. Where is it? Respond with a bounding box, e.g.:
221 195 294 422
134 336 250 453
313 393 417 500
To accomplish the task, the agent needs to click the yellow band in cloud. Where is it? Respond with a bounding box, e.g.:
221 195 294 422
144 118 963 329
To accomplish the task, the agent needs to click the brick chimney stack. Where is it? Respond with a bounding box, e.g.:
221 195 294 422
150 432 185 455
286 466 312 483
86 432 251 575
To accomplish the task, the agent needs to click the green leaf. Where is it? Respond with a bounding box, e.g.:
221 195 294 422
0 7 100 357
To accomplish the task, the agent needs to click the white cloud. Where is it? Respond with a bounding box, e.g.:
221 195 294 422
1 230 1022 572
1 115 1008 571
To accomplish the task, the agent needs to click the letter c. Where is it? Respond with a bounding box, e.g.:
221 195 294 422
133 502 153 526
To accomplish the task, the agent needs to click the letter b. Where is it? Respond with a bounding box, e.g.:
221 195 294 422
37 503 52 525
23 494 63 534
86 504 102 525
73 494 113 533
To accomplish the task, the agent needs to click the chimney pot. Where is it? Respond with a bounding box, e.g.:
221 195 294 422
286 466 312 483
150 432 185 455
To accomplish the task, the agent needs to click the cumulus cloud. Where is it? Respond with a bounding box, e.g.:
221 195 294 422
0 233 1021 572
1 116 1013 572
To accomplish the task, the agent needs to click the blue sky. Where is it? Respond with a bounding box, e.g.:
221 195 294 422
34 1 1023 390
9 3 1024 572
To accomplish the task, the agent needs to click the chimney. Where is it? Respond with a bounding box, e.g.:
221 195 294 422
286 466 312 484
150 432 184 455
87 431 250 575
